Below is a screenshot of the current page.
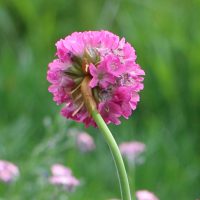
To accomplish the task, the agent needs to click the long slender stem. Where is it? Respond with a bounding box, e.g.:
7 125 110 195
127 162 136 199
91 109 132 200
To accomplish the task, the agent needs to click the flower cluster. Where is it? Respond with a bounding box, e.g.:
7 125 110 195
0 160 19 183
49 164 80 191
47 31 144 126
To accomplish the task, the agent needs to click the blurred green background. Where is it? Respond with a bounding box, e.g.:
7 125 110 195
0 0 200 199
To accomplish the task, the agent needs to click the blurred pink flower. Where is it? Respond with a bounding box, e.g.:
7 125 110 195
119 141 146 162
49 175 80 192
136 190 159 200
49 163 80 191
51 164 72 177
47 31 144 127
0 160 19 183
76 132 95 153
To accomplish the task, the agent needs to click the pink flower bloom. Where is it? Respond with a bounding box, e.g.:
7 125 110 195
76 132 95 152
105 55 126 77
99 101 122 125
89 63 115 88
0 160 19 183
47 31 145 127
49 163 80 192
136 190 159 200
119 141 146 162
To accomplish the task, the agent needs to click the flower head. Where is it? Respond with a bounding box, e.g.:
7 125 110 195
136 190 159 200
49 163 80 191
47 31 144 127
0 160 19 183
76 132 95 153
119 141 146 163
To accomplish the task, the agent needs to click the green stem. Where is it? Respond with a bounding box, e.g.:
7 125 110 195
91 109 132 200
127 162 136 199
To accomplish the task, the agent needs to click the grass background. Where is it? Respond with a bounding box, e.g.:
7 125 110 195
0 0 200 199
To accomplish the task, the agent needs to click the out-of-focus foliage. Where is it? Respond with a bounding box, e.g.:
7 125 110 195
0 0 200 199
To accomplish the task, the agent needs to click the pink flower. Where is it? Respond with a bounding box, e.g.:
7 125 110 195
0 160 19 183
51 164 72 177
47 31 145 127
98 101 122 125
119 141 145 163
105 55 126 77
49 176 80 192
136 190 159 200
89 63 115 88
76 132 95 153
49 163 80 191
